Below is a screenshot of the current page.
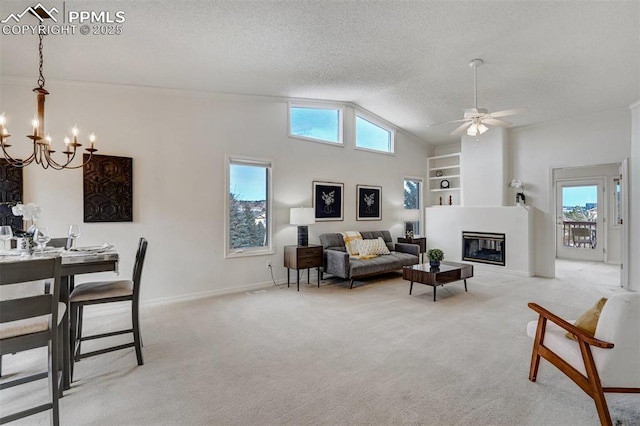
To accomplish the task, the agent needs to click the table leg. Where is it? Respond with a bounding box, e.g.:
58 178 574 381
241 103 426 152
464 279 468 292
317 267 320 288
297 270 300 292
409 281 413 295
433 285 437 302
307 268 310 284
287 268 290 288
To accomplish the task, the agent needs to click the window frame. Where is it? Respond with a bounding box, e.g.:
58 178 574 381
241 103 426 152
288 102 345 146
225 155 274 258
354 112 395 155
403 176 423 236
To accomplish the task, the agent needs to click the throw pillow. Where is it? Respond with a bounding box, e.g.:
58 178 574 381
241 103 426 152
358 237 391 256
565 297 608 341
341 231 363 256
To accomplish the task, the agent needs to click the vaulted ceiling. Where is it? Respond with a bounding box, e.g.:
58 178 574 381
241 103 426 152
1 0 638 145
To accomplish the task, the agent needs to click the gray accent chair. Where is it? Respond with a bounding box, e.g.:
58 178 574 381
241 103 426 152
319 230 420 289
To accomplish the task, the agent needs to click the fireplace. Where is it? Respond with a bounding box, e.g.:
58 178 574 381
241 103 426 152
462 231 506 266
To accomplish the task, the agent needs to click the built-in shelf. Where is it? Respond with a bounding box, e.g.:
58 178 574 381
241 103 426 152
427 152 462 206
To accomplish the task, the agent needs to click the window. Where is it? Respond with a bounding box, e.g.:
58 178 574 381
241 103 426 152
289 104 343 145
355 115 394 154
403 178 422 236
226 156 272 257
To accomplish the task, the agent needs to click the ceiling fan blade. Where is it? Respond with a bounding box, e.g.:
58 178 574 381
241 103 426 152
426 118 469 128
450 121 472 136
482 118 512 128
488 108 528 118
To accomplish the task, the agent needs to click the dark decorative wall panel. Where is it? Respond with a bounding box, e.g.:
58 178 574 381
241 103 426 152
83 154 133 222
0 159 23 229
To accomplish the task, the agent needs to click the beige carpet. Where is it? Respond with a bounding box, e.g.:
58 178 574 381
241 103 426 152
2 260 638 425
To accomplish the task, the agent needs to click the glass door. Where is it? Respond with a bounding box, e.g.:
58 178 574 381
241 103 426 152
556 179 604 261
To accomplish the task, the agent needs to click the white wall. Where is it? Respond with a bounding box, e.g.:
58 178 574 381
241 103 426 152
0 78 428 302
461 129 506 207
509 108 631 277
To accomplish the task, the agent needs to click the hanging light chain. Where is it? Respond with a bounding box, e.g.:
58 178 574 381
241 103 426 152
37 31 45 89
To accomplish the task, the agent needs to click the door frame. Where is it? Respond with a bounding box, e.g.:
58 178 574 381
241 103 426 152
555 178 605 262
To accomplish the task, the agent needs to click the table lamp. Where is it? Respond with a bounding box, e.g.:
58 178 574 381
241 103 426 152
290 207 315 246
402 209 420 238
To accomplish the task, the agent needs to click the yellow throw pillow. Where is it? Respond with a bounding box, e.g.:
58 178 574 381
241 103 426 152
565 297 608 341
341 231 363 256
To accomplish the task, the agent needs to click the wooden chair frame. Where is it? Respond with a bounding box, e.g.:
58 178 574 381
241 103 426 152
528 302 640 426
0 257 63 426
70 238 147 380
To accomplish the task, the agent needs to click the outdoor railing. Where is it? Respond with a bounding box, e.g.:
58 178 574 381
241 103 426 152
562 221 597 248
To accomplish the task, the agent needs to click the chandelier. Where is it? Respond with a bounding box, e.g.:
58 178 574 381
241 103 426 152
0 31 97 170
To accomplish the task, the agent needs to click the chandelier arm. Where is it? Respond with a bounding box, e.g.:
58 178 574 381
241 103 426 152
43 146 75 170
0 142 35 167
54 150 95 169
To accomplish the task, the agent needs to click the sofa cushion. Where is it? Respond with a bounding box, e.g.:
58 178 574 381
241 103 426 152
358 237 391 256
320 233 346 252
389 252 419 267
350 255 401 277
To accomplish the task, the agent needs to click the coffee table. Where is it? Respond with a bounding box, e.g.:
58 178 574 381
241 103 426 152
403 261 473 301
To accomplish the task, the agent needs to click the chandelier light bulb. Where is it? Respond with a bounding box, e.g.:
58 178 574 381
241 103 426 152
71 125 79 136
45 134 52 145
89 132 96 143
64 136 71 146
0 113 6 126
2 128 8 136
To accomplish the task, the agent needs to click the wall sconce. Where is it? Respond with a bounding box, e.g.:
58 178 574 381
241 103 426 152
290 207 315 246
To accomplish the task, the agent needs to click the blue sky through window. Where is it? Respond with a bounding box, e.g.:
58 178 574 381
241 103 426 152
230 165 266 201
290 107 340 143
356 116 391 152
562 185 597 207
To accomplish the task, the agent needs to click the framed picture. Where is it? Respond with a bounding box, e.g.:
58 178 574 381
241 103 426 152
356 184 381 221
313 181 344 221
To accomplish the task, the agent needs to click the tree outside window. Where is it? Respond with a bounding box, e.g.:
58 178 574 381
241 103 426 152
227 158 272 256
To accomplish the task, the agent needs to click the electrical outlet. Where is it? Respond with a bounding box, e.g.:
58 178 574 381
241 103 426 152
266 260 272 268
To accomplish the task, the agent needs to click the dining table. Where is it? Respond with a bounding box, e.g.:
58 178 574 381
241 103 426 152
0 249 119 390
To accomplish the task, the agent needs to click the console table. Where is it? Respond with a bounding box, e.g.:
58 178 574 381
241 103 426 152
284 245 323 291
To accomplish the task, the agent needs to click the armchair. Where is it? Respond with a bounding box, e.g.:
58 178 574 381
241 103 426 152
526 293 640 426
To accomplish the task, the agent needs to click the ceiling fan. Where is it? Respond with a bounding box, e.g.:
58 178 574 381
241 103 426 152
429 59 527 137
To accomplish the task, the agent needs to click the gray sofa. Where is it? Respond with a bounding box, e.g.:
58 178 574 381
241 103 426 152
319 230 420 289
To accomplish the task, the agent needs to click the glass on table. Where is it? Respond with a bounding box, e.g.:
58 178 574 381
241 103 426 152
0 226 12 251
33 227 51 253
68 224 81 249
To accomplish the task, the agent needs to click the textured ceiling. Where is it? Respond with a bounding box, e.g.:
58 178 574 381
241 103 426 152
1 0 638 145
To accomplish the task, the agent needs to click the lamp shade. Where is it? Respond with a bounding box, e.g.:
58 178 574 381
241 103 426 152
290 207 315 226
402 209 420 222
